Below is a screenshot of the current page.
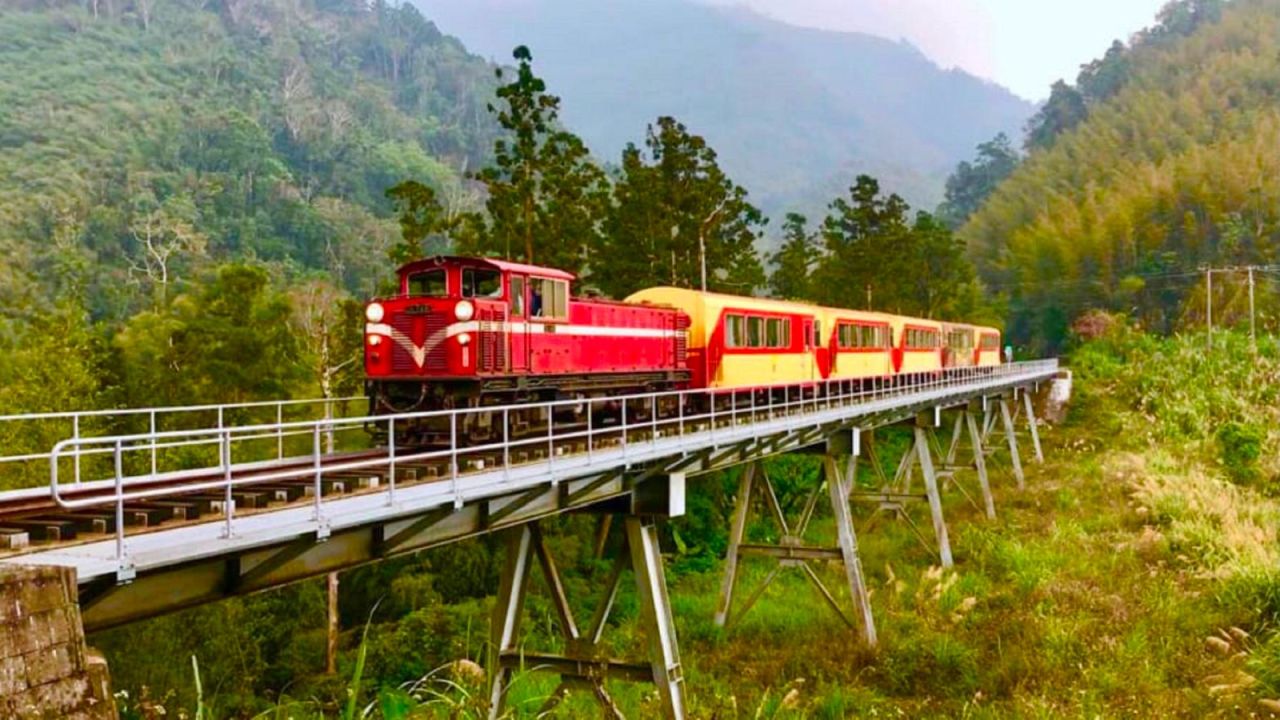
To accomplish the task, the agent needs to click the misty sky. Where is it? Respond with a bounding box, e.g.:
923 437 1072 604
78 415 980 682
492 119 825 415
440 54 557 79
701 0 1170 100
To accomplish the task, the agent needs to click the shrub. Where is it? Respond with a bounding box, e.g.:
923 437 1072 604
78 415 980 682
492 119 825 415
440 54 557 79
1218 421 1265 486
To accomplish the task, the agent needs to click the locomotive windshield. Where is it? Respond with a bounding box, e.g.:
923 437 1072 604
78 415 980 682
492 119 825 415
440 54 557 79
462 268 503 298
407 269 447 297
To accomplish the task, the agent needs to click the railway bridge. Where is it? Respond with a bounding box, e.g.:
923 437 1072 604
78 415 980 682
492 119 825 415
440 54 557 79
0 361 1062 719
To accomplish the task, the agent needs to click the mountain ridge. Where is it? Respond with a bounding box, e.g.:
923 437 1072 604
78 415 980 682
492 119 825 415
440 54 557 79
414 0 1033 219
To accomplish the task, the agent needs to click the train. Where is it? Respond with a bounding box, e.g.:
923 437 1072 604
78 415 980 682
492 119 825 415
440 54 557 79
363 255 1001 442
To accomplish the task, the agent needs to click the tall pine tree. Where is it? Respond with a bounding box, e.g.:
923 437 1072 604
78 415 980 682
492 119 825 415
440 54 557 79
600 116 765 298
465 46 607 275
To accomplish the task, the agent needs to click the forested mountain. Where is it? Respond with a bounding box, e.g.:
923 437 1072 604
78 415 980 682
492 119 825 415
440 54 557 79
960 0 1280 351
0 0 499 324
414 0 1033 218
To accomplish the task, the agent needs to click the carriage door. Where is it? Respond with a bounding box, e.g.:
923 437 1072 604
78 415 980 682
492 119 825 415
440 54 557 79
802 318 815 382
509 275 530 372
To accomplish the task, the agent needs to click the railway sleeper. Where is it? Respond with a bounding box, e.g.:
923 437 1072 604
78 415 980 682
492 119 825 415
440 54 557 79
324 471 382 489
0 528 29 550
140 500 202 521
301 480 346 497
121 505 171 527
49 513 114 535
2 519 69 543
256 484 308 503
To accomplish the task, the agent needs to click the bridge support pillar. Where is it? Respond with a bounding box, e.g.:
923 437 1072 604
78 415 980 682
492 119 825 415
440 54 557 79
714 449 876 645
998 395 1025 490
488 514 685 719
854 417 958 568
1022 388 1044 464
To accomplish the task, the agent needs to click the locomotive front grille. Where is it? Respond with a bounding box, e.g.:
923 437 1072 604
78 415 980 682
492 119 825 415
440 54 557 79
390 313 448 373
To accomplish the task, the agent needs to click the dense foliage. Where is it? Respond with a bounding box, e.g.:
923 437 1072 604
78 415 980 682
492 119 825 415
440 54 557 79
960 0 1280 351
0 0 499 323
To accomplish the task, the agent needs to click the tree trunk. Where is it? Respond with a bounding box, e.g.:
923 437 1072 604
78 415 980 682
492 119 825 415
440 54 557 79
326 571 339 675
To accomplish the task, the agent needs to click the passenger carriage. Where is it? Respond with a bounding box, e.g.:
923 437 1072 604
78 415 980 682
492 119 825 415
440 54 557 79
625 287 824 390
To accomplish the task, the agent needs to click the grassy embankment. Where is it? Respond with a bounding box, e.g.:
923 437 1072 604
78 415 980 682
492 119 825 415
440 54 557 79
120 328 1280 718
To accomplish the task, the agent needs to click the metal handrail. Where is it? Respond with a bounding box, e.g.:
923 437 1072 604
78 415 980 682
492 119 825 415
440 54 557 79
44 360 1060 578
0 395 363 484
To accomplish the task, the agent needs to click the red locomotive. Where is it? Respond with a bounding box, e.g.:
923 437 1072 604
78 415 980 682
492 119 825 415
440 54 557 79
364 256 689 441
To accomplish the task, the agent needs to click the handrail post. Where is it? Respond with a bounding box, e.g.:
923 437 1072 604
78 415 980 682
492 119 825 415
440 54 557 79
678 392 685 436
621 397 629 460
587 401 594 461
312 424 322 521
651 395 658 445
709 392 716 447
276 403 284 460
73 415 81 486
544 405 554 476
451 412 461 507
113 439 125 566
149 411 157 477
502 408 511 483
223 429 234 539
387 417 397 507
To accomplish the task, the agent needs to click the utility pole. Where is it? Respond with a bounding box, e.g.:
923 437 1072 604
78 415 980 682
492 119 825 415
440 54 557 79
1249 265 1257 346
1207 267 1213 348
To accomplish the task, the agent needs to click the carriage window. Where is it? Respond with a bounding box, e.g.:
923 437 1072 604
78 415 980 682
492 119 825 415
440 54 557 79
726 314 745 348
510 276 525 317
747 317 765 348
766 318 783 348
949 330 972 348
813 320 822 348
463 268 503 298
407 269 447 297
531 278 568 319
980 334 1000 350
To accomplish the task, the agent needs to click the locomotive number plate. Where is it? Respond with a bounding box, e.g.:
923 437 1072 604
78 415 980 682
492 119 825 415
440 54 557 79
405 304 430 315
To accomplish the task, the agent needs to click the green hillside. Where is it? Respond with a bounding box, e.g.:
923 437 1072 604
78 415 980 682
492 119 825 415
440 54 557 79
0 0 499 323
960 0 1280 351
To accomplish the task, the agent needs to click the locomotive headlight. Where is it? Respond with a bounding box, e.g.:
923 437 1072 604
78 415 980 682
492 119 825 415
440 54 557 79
454 300 475 322
367 335 382 346
365 303 385 323
456 332 472 346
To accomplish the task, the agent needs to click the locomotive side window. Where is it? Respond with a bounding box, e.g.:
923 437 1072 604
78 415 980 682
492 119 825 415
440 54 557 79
726 314 745 348
510 276 525 316
407 269 447 297
531 278 568 319
463 268 503 298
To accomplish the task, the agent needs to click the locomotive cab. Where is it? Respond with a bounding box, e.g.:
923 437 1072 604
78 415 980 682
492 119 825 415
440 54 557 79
364 256 570 413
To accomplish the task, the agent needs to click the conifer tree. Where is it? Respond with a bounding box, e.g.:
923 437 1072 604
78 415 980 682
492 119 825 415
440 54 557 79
467 46 607 275
768 213 821 300
600 116 765 298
